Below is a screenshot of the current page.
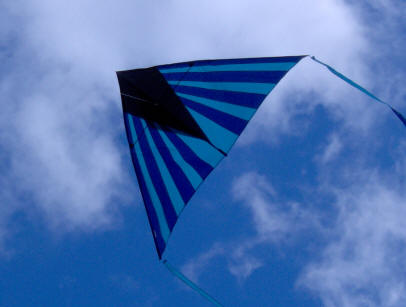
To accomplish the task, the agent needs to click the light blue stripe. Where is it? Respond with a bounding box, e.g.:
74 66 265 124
155 125 202 189
159 62 296 73
176 92 256 120
176 133 223 168
140 119 184 215
126 114 138 143
128 116 170 241
186 107 237 152
168 80 274 95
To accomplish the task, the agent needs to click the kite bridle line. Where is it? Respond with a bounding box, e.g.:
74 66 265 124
162 259 224 307
310 56 406 127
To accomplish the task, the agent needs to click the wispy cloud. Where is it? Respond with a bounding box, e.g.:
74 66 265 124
182 243 225 283
183 171 319 282
298 173 406 307
224 135 406 305
0 0 371 253
228 172 320 279
184 148 406 306
316 133 343 165
0 2 133 244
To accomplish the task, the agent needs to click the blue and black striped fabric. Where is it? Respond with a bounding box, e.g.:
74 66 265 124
122 56 305 258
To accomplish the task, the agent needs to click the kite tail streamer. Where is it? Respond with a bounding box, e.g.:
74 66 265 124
310 56 406 128
162 259 224 307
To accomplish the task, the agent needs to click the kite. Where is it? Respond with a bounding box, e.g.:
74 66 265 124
116 55 405 306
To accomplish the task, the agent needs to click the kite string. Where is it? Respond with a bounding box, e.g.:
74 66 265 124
310 56 406 127
162 259 224 307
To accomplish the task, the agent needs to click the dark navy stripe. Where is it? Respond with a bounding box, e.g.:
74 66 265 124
163 70 287 83
181 97 248 135
157 56 305 70
147 122 196 204
175 85 267 108
192 56 305 66
130 147 166 257
162 128 213 179
156 62 192 70
124 114 166 257
132 117 178 231
142 119 184 215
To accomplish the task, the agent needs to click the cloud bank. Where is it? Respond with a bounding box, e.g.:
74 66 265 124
1 2 406 306
0 0 373 247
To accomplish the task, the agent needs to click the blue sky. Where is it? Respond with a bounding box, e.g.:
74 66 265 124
1 1 406 306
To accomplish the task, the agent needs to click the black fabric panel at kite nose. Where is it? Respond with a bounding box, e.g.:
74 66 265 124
117 67 208 141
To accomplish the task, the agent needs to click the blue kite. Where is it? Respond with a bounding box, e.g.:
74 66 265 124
116 55 405 306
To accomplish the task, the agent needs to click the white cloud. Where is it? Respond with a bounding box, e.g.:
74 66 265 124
233 172 287 240
228 140 406 305
228 247 263 281
233 172 319 242
0 0 403 258
182 243 225 283
228 172 319 279
296 125 406 307
181 171 319 282
0 3 134 240
1 3 405 307
298 177 406 307
0 182 18 257
0 56 129 230
317 133 343 164
185 154 406 305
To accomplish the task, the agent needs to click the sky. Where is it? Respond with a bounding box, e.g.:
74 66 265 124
0 0 406 306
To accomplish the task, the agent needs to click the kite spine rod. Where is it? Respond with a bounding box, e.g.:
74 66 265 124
162 259 224 307
121 92 158 106
310 56 406 127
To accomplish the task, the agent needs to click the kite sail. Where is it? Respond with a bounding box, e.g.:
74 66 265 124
117 56 306 258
